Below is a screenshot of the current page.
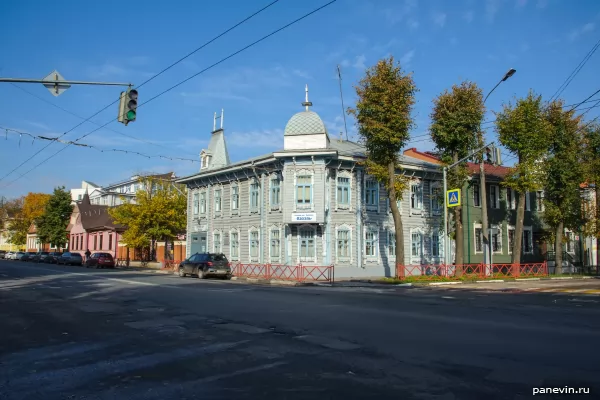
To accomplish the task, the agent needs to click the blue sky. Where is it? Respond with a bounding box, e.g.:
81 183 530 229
0 0 599 197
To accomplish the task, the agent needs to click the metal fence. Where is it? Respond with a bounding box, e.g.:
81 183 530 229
230 263 334 283
396 262 549 281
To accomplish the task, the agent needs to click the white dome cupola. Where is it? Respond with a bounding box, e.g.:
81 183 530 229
283 85 330 151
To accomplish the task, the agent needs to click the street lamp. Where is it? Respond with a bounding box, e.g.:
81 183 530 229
480 68 516 273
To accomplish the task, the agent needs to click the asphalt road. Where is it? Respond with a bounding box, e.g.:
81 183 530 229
1 260 599 400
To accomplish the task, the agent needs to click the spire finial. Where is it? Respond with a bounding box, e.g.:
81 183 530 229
301 84 313 111
221 108 224 129
213 112 217 132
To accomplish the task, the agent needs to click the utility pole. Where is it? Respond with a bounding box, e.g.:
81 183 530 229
481 68 516 274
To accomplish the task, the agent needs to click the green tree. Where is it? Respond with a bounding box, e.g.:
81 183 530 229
495 91 552 264
580 122 600 266
6 193 51 247
36 187 73 248
109 177 187 260
348 56 417 275
430 81 485 268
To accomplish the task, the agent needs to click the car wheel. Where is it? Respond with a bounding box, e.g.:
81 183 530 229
224 274 232 280
178 267 186 278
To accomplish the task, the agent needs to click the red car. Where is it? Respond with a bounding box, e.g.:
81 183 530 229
85 252 116 269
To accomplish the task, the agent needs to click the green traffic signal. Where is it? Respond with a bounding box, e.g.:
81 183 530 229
126 89 138 122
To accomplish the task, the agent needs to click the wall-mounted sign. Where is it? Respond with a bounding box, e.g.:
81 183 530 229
291 212 317 223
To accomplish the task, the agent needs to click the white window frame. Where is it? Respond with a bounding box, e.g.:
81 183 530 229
231 185 239 212
490 184 500 209
295 171 313 211
193 192 199 215
410 228 423 262
523 226 533 254
200 191 207 214
410 181 423 214
431 230 444 259
213 231 222 253
336 171 352 210
566 230 575 253
474 223 483 254
430 182 442 216
298 224 317 263
364 178 379 211
489 224 502 254
249 180 260 212
336 225 352 263
229 229 239 261
536 190 545 212
507 225 515 254
269 225 281 262
364 225 378 258
214 188 222 213
248 228 260 262
525 191 531 211
473 183 481 207
270 176 281 209
387 229 396 257
506 188 516 210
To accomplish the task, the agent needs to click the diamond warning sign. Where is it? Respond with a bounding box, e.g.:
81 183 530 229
447 189 461 208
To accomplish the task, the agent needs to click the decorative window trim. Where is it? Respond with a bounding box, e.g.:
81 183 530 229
231 184 239 215
199 191 207 215
269 175 281 211
249 179 260 214
523 225 533 254
410 180 424 215
507 225 515 255
490 184 500 209
193 192 199 215
364 177 379 212
248 226 260 262
214 187 223 215
536 190 545 212
336 170 352 211
294 169 314 212
490 224 502 254
335 224 352 264
213 230 222 254
430 181 442 216
269 224 282 263
430 229 444 259
229 229 240 261
298 224 317 263
409 227 424 262
387 228 396 258
474 223 483 254
363 224 379 260
506 188 516 210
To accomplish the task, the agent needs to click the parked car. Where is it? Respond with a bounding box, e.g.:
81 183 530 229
14 252 26 261
44 252 63 264
178 253 231 279
57 252 83 266
32 251 50 263
5 251 16 260
85 252 115 269
0 250 6 259
20 252 38 261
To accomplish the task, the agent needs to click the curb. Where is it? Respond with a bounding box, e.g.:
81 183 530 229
516 278 540 281
475 279 505 283
429 281 463 286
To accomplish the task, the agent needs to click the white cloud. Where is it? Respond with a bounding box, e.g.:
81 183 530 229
433 13 447 28
340 59 350 68
227 129 284 149
569 22 595 41
373 39 399 54
180 91 251 103
323 115 358 141
407 18 420 30
383 0 418 25
26 121 51 131
353 55 367 70
292 69 312 80
463 11 474 23
485 0 502 22
87 62 154 79
400 50 416 66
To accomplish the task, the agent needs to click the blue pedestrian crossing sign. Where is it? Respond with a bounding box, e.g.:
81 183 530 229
447 189 461 208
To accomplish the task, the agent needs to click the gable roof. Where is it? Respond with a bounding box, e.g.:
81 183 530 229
76 192 124 231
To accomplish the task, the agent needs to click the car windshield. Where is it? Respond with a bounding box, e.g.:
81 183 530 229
210 254 228 262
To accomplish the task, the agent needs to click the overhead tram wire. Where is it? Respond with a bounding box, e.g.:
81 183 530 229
8 83 199 157
0 0 281 183
0 0 338 189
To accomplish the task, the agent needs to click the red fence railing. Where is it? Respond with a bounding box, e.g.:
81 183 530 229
396 262 548 280
230 263 334 283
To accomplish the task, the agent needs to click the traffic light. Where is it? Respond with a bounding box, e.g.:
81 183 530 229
117 88 138 125
485 147 493 163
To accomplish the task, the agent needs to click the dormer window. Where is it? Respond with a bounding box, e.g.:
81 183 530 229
200 151 212 169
